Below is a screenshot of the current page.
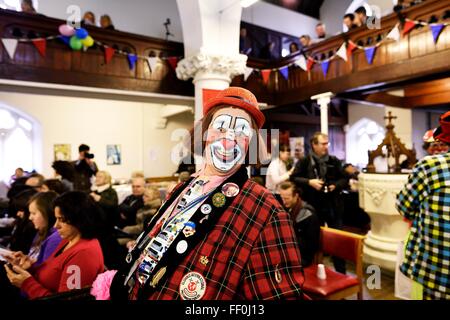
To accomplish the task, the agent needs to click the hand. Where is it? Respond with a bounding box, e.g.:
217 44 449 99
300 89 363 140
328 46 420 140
90 193 101 202
120 213 127 220
126 240 136 251
309 179 324 191
328 184 336 192
4 264 32 288
4 251 35 270
288 167 295 176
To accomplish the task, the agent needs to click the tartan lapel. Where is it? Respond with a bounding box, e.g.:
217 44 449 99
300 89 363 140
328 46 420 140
137 166 248 299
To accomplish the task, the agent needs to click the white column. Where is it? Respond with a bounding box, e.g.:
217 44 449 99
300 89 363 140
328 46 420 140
311 92 333 135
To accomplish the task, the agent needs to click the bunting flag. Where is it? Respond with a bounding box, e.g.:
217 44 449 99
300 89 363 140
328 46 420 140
243 66 253 81
104 47 115 64
430 24 445 44
279 66 289 80
364 46 377 65
306 56 315 71
346 41 357 59
59 35 71 46
167 57 178 70
261 69 271 84
127 53 138 70
321 60 330 77
32 38 46 57
387 25 401 41
295 55 307 71
1 38 18 59
336 43 348 62
147 57 159 72
402 20 417 37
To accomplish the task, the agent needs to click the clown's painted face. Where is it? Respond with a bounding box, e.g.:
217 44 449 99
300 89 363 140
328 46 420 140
204 107 253 174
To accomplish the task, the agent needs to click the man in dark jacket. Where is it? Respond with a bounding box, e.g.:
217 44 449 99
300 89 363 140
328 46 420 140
279 181 320 267
117 177 145 228
72 144 98 192
290 132 347 273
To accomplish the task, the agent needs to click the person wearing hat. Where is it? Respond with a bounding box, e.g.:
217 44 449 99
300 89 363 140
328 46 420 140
396 110 450 300
92 87 306 300
422 128 449 156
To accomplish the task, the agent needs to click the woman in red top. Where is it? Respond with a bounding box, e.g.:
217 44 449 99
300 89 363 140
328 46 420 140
4 192 104 299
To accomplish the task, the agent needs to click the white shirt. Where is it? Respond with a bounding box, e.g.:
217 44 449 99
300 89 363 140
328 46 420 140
265 158 290 194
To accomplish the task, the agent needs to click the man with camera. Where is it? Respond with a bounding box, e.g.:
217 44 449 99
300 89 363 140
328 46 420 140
72 144 98 193
290 132 347 273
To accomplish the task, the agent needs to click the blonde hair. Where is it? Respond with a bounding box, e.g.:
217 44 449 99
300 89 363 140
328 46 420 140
131 171 145 179
144 185 160 202
97 170 112 185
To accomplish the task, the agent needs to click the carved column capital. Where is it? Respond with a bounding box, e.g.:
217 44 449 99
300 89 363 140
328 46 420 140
176 52 248 82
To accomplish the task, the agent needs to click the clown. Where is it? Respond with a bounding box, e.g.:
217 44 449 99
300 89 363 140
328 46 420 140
94 87 305 300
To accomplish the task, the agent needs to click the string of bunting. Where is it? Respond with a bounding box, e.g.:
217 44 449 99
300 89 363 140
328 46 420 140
244 17 449 84
0 24 181 72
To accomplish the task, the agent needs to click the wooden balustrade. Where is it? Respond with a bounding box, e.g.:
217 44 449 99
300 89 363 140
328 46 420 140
0 9 194 97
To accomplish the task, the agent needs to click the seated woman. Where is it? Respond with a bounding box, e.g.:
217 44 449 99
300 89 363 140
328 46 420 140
7 192 61 269
90 171 118 227
4 192 104 299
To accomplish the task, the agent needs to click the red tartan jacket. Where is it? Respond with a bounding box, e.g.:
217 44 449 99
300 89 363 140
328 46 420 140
128 179 305 300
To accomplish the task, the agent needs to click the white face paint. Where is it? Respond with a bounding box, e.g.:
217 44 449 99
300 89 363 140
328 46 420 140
205 108 252 174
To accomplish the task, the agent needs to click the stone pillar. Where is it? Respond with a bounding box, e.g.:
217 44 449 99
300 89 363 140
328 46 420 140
311 92 333 135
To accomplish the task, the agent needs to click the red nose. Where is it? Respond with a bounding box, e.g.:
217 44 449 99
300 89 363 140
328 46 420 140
221 139 236 150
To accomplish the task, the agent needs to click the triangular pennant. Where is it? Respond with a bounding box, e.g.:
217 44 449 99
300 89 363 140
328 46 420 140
336 43 348 62
243 66 253 81
430 24 445 44
261 69 271 84
167 57 178 70
32 38 46 57
321 60 330 77
402 20 417 37
1 39 18 60
59 35 71 46
387 25 401 41
279 66 289 80
147 57 158 72
127 53 138 70
346 41 357 59
364 46 377 65
306 57 315 71
295 55 307 71
104 47 115 64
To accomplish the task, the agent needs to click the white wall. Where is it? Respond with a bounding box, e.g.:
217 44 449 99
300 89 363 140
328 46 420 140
241 1 318 37
0 90 194 180
37 0 184 42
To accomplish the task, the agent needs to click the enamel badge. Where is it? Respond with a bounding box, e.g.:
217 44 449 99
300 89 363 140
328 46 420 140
179 272 207 300
200 204 212 215
222 183 239 197
212 192 226 207
176 240 188 254
183 221 196 237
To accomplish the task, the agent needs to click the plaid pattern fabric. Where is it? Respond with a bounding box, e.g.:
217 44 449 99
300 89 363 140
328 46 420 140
396 153 450 297
130 180 305 300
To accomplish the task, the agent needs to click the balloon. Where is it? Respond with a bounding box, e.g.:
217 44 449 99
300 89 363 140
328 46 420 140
59 24 75 37
75 28 88 39
69 36 83 50
81 36 94 47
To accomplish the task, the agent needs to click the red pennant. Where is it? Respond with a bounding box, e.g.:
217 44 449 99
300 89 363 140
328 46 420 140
167 57 178 70
346 41 357 59
32 39 46 57
104 47 115 64
261 69 271 84
402 20 416 37
306 57 315 71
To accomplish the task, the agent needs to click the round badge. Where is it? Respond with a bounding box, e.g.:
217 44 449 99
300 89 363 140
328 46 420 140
176 240 188 254
212 192 226 207
200 204 212 215
179 272 207 300
221 183 240 197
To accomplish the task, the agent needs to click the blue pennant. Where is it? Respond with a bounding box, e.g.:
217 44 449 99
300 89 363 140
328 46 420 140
279 66 289 80
59 35 70 46
321 60 330 77
127 54 138 70
364 46 377 65
430 24 445 44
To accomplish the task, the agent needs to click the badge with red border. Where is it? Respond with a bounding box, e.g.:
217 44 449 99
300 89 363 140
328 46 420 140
179 272 207 300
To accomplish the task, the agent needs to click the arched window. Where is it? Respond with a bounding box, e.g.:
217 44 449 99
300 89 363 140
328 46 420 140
346 118 385 169
0 105 39 184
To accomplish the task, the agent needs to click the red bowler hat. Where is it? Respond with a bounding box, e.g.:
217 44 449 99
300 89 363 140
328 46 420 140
433 111 450 144
203 87 265 129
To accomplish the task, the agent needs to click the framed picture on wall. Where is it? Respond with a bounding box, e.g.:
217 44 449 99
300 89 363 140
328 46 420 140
107 144 121 165
54 144 71 161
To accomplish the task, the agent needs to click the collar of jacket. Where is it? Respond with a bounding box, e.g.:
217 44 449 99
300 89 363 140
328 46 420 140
91 183 111 193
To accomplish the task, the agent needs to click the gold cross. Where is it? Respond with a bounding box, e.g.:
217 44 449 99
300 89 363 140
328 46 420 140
384 111 397 125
